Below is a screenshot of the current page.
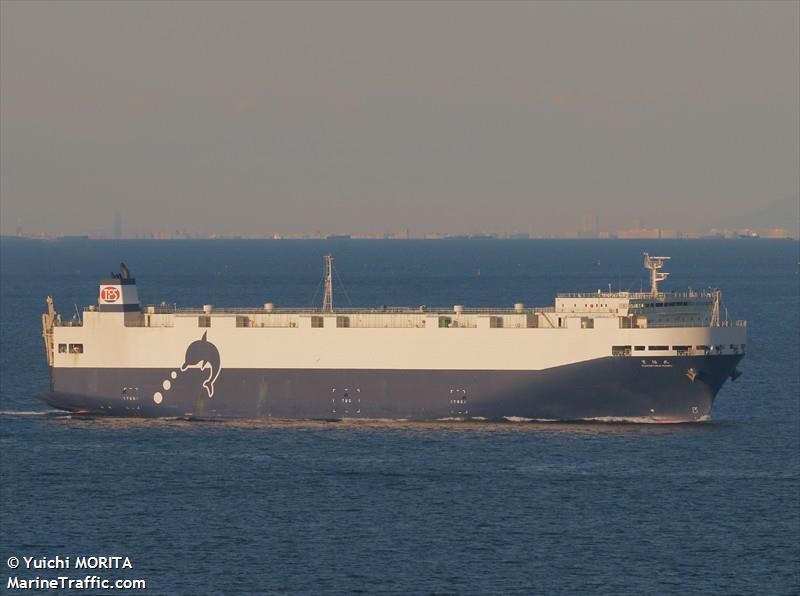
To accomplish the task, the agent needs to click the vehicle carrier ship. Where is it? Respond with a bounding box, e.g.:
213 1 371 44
39 254 746 422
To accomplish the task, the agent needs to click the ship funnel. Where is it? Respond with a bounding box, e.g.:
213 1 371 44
98 262 140 313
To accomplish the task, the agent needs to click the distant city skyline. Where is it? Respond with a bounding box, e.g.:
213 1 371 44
6 210 795 242
2 2 798 237
6 196 797 240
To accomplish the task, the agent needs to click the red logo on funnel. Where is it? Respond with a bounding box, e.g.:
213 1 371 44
100 286 121 302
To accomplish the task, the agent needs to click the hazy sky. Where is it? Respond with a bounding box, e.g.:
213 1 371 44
1 1 798 236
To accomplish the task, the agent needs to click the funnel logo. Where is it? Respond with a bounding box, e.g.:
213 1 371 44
100 286 121 302
180 332 221 397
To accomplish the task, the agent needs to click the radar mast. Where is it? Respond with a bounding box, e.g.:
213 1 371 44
322 255 334 312
643 253 670 296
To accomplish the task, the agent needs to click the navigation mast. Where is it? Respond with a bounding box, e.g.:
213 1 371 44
322 255 334 312
643 253 670 296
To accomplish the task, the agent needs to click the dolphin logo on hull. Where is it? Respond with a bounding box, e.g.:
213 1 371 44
180 331 221 398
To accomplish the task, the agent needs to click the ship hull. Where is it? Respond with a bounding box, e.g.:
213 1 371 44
39 354 742 423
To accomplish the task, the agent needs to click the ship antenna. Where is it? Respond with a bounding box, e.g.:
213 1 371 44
322 255 334 312
711 288 722 327
643 252 670 296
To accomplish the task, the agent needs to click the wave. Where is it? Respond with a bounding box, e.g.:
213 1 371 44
503 416 559 423
0 410 65 417
580 415 710 424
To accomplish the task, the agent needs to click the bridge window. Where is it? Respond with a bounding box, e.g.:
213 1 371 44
58 344 67 353
489 316 504 328
68 343 84 354
336 316 350 328
634 345 645 351
612 345 631 356
311 316 324 328
648 345 669 351
198 316 211 328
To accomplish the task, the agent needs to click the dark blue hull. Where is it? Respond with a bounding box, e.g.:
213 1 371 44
39 355 743 422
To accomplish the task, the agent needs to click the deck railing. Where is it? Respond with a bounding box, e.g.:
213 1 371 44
134 305 553 316
557 290 714 300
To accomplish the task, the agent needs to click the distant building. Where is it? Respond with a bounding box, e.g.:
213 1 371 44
762 228 792 239
617 228 660 239
580 213 599 238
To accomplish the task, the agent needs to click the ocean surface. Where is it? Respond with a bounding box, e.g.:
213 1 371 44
1 238 798 594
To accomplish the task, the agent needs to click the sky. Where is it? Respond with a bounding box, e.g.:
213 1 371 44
1 1 798 236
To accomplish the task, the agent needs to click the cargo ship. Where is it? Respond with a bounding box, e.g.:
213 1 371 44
39 254 746 422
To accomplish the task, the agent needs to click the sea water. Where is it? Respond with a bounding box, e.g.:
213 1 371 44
1 238 797 594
